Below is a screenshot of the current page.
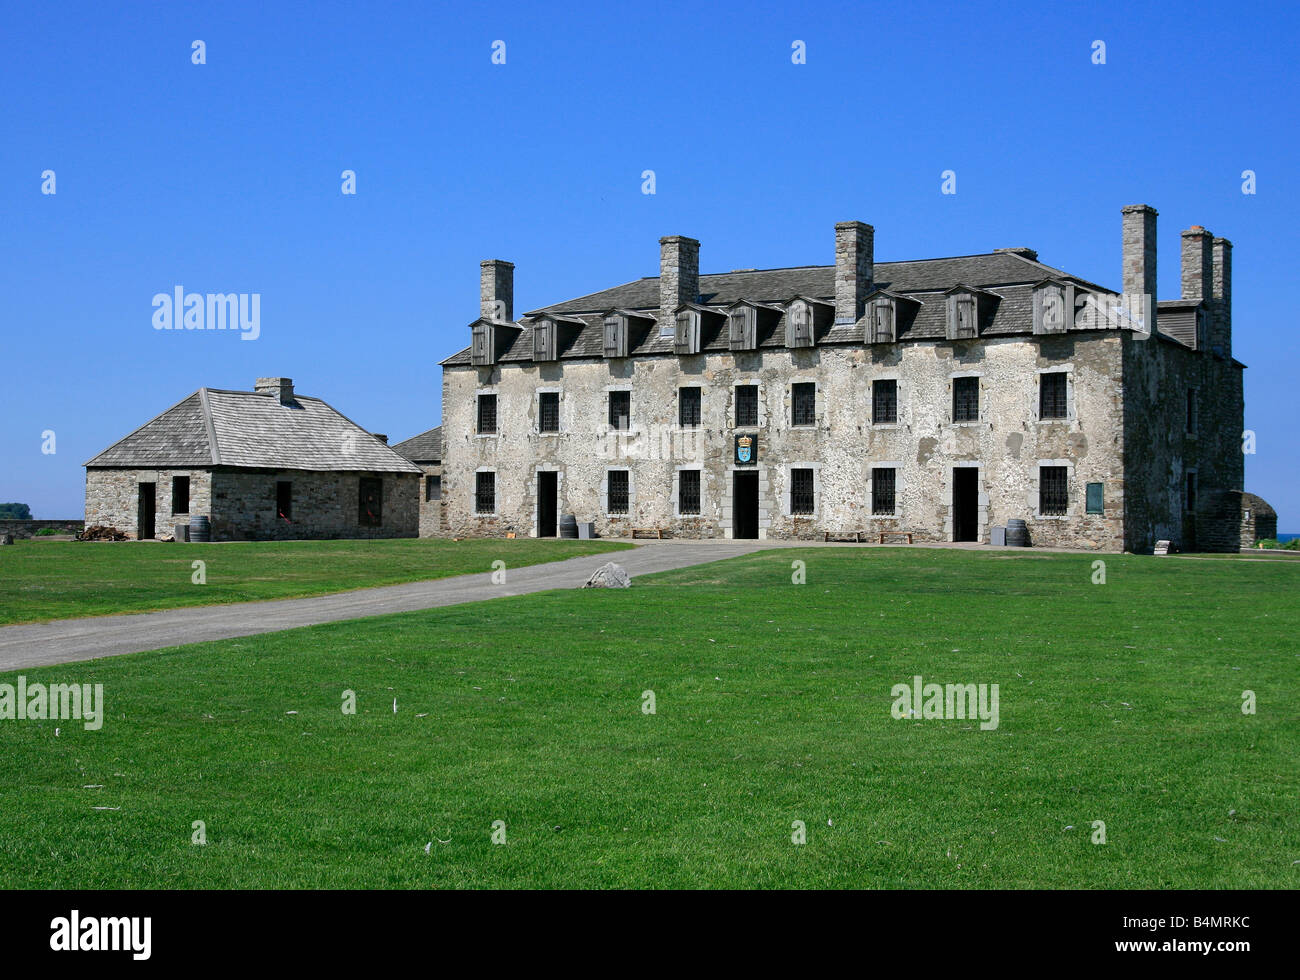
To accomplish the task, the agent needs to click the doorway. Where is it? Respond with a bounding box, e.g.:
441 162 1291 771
138 482 156 540
952 467 978 542
537 471 558 537
733 471 759 539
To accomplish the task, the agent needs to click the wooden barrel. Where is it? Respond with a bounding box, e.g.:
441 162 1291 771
1006 519 1027 547
189 515 211 542
559 514 578 539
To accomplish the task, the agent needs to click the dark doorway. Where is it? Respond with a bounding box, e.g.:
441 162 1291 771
537 471 558 537
137 482 156 540
953 467 979 542
733 471 759 539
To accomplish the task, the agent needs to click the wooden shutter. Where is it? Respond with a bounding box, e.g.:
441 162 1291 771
675 311 698 355
603 316 625 358
471 322 493 365
532 319 554 361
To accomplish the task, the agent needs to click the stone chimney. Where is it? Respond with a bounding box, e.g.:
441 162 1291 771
835 221 874 323
1121 204 1157 335
480 260 514 322
255 377 295 405
372 433 388 444
1211 237 1233 357
659 236 700 326
1180 226 1213 301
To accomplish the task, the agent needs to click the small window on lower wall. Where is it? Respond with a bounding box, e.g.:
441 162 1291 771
607 470 630 515
872 468 896 516
1085 482 1104 515
790 468 815 515
358 477 382 526
952 377 979 423
475 472 495 514
171 476 190 515
426 475 442 502
1039 466 1068 516
276 481 293 523
679 470 701 515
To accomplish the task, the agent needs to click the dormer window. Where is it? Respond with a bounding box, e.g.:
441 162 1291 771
532 318 556 361
786 301 813 348
728 307 756 351
603 314 628 358
948 293 977 339
471 320 495 366
675 309 701 355
1032 281 1075 335
867 296 896 343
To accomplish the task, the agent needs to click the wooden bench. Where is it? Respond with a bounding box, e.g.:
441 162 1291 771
878 530 914 544
631 528 664 540
824 531 865 543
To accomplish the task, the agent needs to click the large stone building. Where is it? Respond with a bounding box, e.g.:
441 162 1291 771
392 425 443 537
439 206 1248 552
84 378 421 540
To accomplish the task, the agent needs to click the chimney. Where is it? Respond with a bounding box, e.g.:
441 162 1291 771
659 236 700 326
372 433 388 444
255 377 295 405
835 221 874 323
1121 204 1157 335
480 260 514 322
1180 226 1213 301
1211 237 1233 357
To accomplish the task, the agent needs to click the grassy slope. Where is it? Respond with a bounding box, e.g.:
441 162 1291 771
0 538 630 625
0 548 1295 889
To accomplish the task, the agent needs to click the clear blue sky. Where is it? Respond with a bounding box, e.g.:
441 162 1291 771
2 1 1296 528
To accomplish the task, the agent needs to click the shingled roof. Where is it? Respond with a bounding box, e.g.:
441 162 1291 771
85 386 422 473
441 250 1115 367
392 425 442 463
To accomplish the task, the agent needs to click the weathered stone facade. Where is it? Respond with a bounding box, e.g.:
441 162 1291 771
439 207 1251 553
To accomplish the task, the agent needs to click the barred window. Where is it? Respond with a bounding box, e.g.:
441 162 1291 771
679 470 701 515
609 390 631 430
792 383 816 427
872 468 896 516
539 392 559 433
607 470 629 514
477 393 498 434
1039 373 1068 420
735 384 759 427
679 386 701 427
1039 466 1068 516
475 472 495 514
873 379 898 424
953 376 979 422
790 468 815 515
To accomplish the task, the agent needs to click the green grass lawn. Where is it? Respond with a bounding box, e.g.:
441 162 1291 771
0 548 1296 888
0 537 630 625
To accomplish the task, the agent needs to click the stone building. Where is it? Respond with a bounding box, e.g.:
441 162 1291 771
392 425 443 537
439 205 1250 552
84 378 421 540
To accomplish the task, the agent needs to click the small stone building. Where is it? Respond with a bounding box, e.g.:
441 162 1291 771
392 425 443 537
84 378 421 540
439 204 1251 552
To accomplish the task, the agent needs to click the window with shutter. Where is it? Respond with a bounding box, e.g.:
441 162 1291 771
532 320 554 361
603 316 625 358
953 295 977 338
472 323 492 364
871 301 894 343
675 311 699 355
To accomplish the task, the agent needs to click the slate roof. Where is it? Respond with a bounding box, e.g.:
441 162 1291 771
441 250 1117 367
392 425 442 463
85 387 422 474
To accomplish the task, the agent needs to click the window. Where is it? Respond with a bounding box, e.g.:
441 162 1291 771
679 386 701 427
1086 482 1104 515
679 470 701 515
425 475 441 502
603 315 627 358
477 393 498 434
948 293 977 339
790 468 815 515
1039 466 1068 516
872 468 896 516
953 377 979 423
539 392 560 433
608 390 631 430
1186 388 1197 434
787 301 813 346
607 470 629 514
1185 471 1197 512
358 477 383 526
171 476 190 515
873 379 898 424
276 481 292 522
1039 373 1068 420
735 384 759 427
475 472 495 515
869 298 895 343
792 382 816 427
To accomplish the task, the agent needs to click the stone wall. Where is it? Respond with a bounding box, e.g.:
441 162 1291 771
85 468 214 539
441 333 1129 549
0 519 85 539
415 463 444 537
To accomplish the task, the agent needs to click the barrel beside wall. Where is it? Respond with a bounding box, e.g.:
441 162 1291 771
189 515 211 542
1006 519 1028 547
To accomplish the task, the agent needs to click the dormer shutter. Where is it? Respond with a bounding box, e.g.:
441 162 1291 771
729 308 756 350
947 293 978 339
787 302 813 347
603 315 627 358
1033 283 1074 335
869 299 894 343
674 311 699 355
532 319 556 361
471 322 493 365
